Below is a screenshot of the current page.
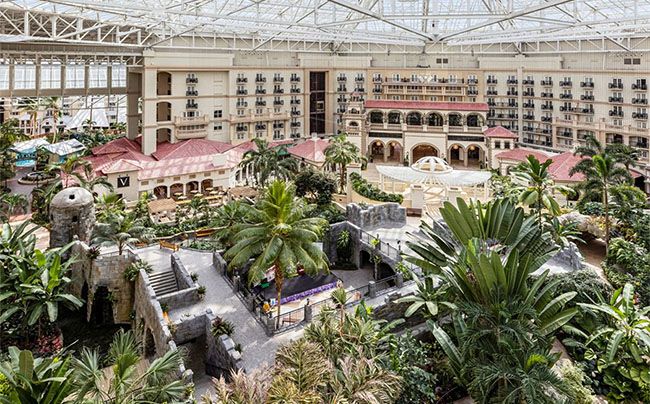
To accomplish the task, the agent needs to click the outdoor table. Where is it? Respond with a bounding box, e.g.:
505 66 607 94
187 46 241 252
205 187 213 192
209 191 219 195
177 195 187 200
173 192 183 197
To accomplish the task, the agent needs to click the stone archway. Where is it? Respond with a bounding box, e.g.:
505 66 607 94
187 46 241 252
186 181 199 193
369 111 384 124
157 71 172 96
427 113 443 127
466 144 483 167
411 144 439 163
201 179 213 193
156 102 171 122
387 141 403 163
153 185 168 199
144 328 156 358
448 144 465 167
170 183 184 197
156 128 171 143
369 140 385 162
406 112 422 126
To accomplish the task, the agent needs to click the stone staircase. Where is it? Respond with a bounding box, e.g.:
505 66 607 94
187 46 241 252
148 271 179 296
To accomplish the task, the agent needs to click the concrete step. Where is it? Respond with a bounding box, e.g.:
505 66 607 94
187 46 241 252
148 270 178 296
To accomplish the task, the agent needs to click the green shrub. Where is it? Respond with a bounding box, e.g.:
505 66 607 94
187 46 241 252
544 269 612 305
349 172 403 203
558 361 597 404
633 214 650 251
578 201 604 216
0 373 13 398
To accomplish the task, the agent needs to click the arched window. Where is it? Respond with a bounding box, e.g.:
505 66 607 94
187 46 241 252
406 112 422 125
448 113 462 126
369 111 384 124
387 112 401 124
428 113 443 126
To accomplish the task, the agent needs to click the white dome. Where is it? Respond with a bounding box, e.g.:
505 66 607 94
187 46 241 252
411 156 453 174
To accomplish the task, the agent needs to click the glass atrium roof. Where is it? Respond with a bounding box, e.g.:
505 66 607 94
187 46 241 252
3 0 650 49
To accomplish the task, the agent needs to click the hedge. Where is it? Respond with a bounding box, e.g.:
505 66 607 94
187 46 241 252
349 172 403 204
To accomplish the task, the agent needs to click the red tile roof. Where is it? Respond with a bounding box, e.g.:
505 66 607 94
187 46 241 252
484 126 518 139
287 138 329 163
495 148 550 162
92 137 141 156
151 139 235 160
364 99 489 112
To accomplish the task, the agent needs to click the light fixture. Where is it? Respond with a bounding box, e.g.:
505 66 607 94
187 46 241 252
469 145 476 151
375 141 381 146
452 144 459 150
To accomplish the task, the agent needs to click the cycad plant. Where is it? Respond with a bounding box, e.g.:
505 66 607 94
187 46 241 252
73 329 187 403
224 180 329 327
93 212 152 255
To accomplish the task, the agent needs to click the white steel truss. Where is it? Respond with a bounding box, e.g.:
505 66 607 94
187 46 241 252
2 0 650 54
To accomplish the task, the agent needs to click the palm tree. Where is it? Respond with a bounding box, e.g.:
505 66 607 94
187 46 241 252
46 155 92 189
570 153 631 249
0 119 28 190
41 97 61 142
73 329 187 403
93 212 152 255
210 201 251 249
607 142 640 170
95 193 125 221
73 164 114 194
512 155 567 227
20 98 41 136
224 180 329 327
238 138 297 187
324 134 365 193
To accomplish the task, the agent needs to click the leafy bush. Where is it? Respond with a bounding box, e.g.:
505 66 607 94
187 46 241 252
578 201 604 216
633 214 650 251
313 203 346 224
294 169 337 206
604 238 650 305
544 269 612 305
350 172 403 203
211 318 235 337
124 259 153 281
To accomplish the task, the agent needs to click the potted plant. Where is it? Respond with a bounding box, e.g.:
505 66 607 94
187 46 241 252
160 303 170 321
197 285 206 299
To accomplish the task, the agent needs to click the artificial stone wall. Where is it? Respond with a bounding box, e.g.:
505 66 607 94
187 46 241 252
323 221 362 269
49 187 95 249
346 203 406 230
203 310 243 377
134 269 174 356
171 253 195 289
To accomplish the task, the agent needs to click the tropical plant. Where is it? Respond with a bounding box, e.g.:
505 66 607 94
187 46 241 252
92 212 153 255
324 134 366 193
396 275 448 318
511 155 567 226
45 155 93 189
0 347 75 404
573 284 650 401
606 142 640 170
208 368 270 404
73 329 188 403
210 201 251 249
238 138 297 187
0 193 28 220
124 259 153 282
572 136 634 249
224 180 329 327
94 193 125 222
19 98 41 137
0 119 27 190
609 184 647 231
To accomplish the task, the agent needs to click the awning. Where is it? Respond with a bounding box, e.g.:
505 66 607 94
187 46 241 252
376 165 492 187
10 138 50 154
148 198 178 214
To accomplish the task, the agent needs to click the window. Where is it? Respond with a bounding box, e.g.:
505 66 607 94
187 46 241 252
89 64 108 88
111 64 127 87
214 124 222 131
214 110 222 118
391 73 400 82
15 64 36 89
41 63 61 89
66 64 84 88
236 132 245 140
0 64 9 90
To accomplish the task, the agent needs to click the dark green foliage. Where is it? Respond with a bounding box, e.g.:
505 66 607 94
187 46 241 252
311 203 346 224
543 269 612 306
211 317 235 337
634 214 650 251
350 172 403 203
578 201 603 216
603 237 650 305
294 168 337 206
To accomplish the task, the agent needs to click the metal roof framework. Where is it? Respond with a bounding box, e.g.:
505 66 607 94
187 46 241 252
2 0 650 54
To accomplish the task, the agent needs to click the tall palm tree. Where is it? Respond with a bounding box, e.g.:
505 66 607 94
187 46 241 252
607 142 640 170
0 119 28 190
224 180 329 327
512 155 567 227
210 201 250 249
238 138 297 187
40 97 61 142
73 329 187 403
570 153 631 249
93 212 152 255
324 134 365 193
20 98 41 137
46 155 92 188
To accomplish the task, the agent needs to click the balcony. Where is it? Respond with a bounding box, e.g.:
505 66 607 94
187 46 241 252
523 102 535 108
609 96 623 103
290 88 301 93
290 99 301 105
506 90 518 96
486 90 498 96
372 76 382 83
337 87 347 92
523 92 535 97
559 80 572 87
580 95 594 101
523 114 535 120
487 78 498 84
291 110 300 116
633 112 648 119
174 115 209 127
579 108 595 115
255 77 266 83
236 102 248 108
523 79 534 85
255 101 266 106
273 88 284 94
337 76 347 82
541 80 553 86
541 116 553 122
236 89 248 95
236 77 248 83
632 98 648 104
559 106 568 112
468 78 479 84
186 90 198 96
609 110 624 117
608 82 623 89
186 77 198 84
355 76 364 82
580 82 594 88
507 79 518 85
185 102 198 109
541 92 553 98
290 122 301 128
273 76 284 83
467 90 479 96
559 93 573 99
274 100 284 106
256 89 267 94
632 83 647 91
355 88 365 93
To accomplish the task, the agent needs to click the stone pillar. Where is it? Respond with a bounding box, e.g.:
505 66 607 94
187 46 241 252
265 316 276 336
410 184 425 209
304 302 313 323
233 275 241 293
49 187 95 250
368 281 377 298
395 272 404 288
127 70 141 140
